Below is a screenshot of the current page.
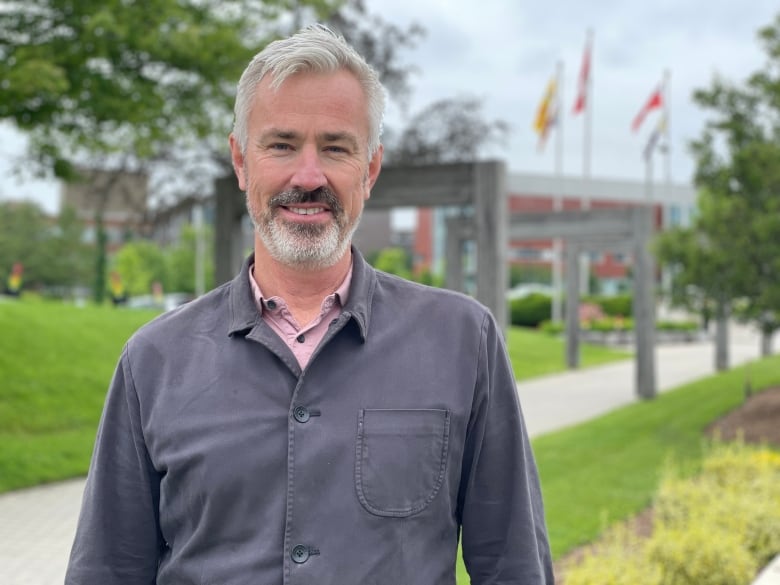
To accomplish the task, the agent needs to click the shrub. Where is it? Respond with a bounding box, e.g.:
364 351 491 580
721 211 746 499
539 320 564 335
646 524 755 585
584 317 633 332
564 525 662 585
509 293 552 327
563 441 780 585
657 320 699 332
584 294 632 317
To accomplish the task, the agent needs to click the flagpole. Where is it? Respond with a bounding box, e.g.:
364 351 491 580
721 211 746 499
645 146 653 204
663 69 671 188
552 60 565 324
661 68 672 302
582 28 593 197
580 29 594 296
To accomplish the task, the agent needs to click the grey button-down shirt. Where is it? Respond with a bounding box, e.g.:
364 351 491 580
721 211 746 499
66 250 553 585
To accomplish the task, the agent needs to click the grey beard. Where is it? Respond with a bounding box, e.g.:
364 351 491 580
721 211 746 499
247 187 360 269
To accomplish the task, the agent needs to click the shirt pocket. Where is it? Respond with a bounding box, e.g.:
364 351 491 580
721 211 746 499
355 408 450 518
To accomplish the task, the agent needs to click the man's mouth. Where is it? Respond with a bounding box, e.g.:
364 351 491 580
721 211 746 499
288 206 326 216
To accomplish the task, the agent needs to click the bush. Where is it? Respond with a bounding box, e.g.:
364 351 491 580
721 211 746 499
564 525 662 585
584 317 632 332
563 441 780 585
584 294 632 317
646 524 755 585
509 293 552 327
657 320 699 332
539 320 564 335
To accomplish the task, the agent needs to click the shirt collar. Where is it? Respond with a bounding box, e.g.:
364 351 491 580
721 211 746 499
228 247 374 341
247 260 353 315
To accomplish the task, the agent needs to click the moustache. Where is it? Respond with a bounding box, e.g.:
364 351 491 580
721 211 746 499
269 188 342 213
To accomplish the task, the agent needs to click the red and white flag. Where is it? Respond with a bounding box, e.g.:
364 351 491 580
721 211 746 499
572 35 591 115
631 86 663 132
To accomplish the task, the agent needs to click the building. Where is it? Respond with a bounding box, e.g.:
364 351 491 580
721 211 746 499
60 167 150 252
413 172 697 294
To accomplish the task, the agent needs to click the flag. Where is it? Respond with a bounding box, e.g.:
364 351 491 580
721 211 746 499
643 113 667 161
631 85 663 132
572 36 591 115
533 78 557 150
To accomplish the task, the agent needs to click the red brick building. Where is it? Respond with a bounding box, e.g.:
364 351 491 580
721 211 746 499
413 172 695 294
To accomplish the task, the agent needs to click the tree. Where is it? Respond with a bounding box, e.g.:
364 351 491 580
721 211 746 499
0 0 340 176
326 0 425 109
0 201 49 290
113 240 168 297
371 247 413 280
44 205 92 294
0 201 90 295
656 12 780 360
385 96 510 165
167 224 215 294
0 0 339 300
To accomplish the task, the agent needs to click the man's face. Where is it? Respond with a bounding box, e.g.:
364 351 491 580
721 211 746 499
230 69 383 269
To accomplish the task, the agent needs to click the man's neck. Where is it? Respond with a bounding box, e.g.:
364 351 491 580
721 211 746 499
252 246 352 325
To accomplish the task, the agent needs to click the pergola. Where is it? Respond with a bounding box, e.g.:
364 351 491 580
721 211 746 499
214 161 657 398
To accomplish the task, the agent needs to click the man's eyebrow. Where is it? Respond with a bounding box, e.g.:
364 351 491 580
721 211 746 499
321 132 360 151
258 128 299 142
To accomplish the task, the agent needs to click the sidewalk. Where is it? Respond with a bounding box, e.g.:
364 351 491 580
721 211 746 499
0 328 766 585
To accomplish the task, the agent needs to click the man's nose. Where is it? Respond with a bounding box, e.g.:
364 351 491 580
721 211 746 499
290 146 327 192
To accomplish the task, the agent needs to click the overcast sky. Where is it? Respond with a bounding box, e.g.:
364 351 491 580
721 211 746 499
1 1 778 214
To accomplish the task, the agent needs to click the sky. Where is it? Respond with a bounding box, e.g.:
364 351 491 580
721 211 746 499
1 1 778 214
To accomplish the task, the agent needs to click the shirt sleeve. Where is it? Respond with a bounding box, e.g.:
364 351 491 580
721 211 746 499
459 313 554 584
65 344 164 585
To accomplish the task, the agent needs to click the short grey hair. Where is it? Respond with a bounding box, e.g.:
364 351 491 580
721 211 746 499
232 24 386 160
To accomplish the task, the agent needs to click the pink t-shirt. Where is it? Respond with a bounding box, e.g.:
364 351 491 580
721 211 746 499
249 263 352 369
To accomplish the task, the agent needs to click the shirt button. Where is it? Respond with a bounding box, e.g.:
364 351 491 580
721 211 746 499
266 300 277 310
296 334 305 343
293 406 310 423
291 544 310 564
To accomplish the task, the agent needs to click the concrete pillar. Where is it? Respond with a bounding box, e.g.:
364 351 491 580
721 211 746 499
215 176 245 285
444 217 467 293
714 298 730 371
632 206 657 399
474 161 508 333
565 241 581 369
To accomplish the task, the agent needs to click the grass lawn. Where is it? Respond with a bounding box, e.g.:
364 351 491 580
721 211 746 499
0 297 159 492
506 326 631 381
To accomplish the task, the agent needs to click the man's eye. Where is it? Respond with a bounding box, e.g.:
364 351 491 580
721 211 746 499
325 145 347 153
270 143 292 151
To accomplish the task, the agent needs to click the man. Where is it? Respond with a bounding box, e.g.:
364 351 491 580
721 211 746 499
66 24 553 585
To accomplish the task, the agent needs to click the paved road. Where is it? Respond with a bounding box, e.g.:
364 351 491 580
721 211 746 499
0 328 767 585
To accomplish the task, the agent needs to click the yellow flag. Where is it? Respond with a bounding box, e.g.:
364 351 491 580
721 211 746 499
533 78 557 149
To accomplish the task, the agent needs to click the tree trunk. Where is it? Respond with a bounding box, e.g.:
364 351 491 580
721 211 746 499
93 211 107 304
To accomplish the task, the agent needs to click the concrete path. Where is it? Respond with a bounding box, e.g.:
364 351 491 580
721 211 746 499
0 326 768 585
520 332 761 437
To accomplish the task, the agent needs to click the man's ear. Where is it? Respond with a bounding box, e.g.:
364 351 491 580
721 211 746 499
229 134 247 191
364 144 384 199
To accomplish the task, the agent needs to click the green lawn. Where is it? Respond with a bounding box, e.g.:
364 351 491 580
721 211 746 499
535 355 780 557
506 326 631 381
0 298 159 491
